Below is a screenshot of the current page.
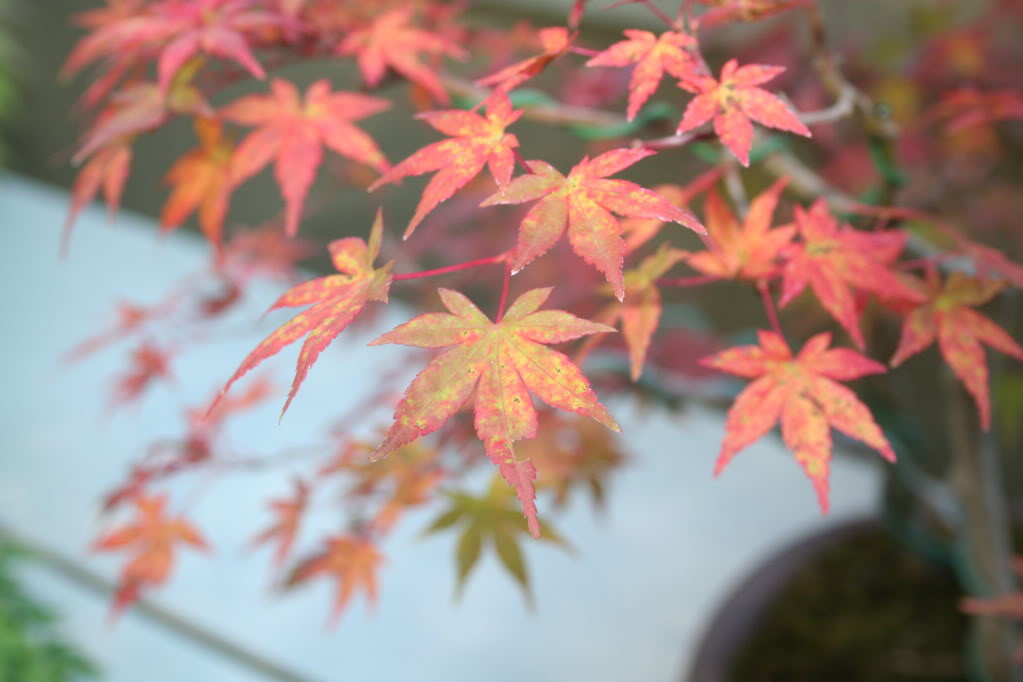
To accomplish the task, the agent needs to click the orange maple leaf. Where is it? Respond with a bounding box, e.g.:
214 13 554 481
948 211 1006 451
215 211 393 417
890 272 1023 430
477 26 574 92
342 442 443 533
676 58 810 166
93 494 208 614
251 478 310 569
702 330 896 511
222 78 390 237
369 287 620 537
337 6 466 105
160 116 233 252
685 177 793 280
585 29 699 121
779 199 925 349
523 412 626 508
288 535 383 625
369 90 522 239
481 148 705 301
607 244 688 380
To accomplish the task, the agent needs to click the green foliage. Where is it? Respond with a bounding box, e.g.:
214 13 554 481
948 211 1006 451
0 0 15 164
0 543 98 682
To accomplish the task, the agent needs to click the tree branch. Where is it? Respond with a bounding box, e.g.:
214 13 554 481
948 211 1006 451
0 523 323 682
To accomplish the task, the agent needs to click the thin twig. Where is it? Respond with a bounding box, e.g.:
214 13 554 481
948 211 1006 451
757 280 783 337
392 254 507 281
0 523 323 682
495 261 512 322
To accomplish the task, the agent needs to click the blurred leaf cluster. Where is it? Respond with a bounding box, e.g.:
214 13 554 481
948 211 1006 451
0 542 97 682
0 0 16 164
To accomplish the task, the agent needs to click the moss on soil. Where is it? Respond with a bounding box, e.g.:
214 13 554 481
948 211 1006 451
729 527 968 681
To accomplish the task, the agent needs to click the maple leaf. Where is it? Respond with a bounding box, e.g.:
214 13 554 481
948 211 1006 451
685 177 793 280
368 90 523 239
928 87 1023 133
477 26 574 92
676 58 811 166
251 478 310 569
93 494 208 614
337 6 466 105
481 148 705 301
422 477 570 602
618 244 688 380
64 300 153 362
890 272 1023 430
696 0 813 28
64 0 280 94
369 287 620 537
221 225 315 284
160 116 234 252
222 78 390 237
702 331 896 511
342 442 443 533
65 141 132 245
779 199 925 349
956 237 1023 290
519 412 627 508
215 211 393 417
585 29 699 121
619 166 725 252
110 342 173 409
73 72 209 166
288 535 382 625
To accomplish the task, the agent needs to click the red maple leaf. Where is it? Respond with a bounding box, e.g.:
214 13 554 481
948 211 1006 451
93 494 209 614
110 342 174 409
215 211 392 417
337 6 466 105
288 535 382 625
477 26 574 92
890 272 1023 430
585 29 699 121
685 177 793 280
928 87 1023 133
65 141 132 245
619 166 724 252
695 0 814 28
222 78 390 237
956 236 1023 290
369 287 620 537
73 76 209 166
779 199 925 349
160 116 234 252
702 330 895 511
369 90 523 239
676 58 811 166
481 148 705 301
251 478 309 569
64 0 281 94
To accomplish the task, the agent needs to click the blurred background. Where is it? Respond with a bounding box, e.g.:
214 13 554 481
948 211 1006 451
2 1 1020 681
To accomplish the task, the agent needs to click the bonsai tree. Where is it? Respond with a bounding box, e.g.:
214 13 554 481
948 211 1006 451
58 0 1023 678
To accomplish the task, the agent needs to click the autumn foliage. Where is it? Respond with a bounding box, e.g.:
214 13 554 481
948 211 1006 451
61 0 1023 652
